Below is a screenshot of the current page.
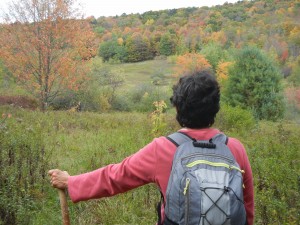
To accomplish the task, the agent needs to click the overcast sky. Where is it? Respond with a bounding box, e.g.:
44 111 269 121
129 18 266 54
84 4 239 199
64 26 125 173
0 0 238 18
77 0 238 17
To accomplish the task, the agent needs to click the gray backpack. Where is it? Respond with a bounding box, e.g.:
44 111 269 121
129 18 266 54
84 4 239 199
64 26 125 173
163 132 246 225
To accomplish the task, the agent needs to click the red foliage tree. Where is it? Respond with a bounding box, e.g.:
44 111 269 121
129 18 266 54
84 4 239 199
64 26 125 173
0 0 97 110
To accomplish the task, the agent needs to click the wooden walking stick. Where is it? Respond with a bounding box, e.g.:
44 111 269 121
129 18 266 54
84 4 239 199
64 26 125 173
58 189 71 225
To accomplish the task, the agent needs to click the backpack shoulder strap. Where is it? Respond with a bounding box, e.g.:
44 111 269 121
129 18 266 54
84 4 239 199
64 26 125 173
210 133 229 145
167 132 229 147
166 132 195 147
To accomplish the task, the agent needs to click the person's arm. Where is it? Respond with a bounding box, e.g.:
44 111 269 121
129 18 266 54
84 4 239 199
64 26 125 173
242 151 254 225
49 139 159 203
228 138 254 225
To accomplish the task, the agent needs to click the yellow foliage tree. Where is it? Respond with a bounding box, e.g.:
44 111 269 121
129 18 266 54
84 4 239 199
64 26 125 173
289 26 300 47
173 53 211 78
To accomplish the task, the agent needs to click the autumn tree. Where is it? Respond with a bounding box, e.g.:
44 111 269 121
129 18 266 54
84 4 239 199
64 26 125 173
125 33 153 62
173 53 211 78
0 0 97 110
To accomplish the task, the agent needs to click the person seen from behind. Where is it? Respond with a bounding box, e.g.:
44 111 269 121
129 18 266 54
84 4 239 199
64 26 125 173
49 70 254 224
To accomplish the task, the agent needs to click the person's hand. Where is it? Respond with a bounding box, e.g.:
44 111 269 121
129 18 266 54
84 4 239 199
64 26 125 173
48 169 70 189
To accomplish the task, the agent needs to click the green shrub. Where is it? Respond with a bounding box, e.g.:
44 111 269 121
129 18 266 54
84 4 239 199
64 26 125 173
49 90 79 110
112 93 131 111
245 122 300 225
113 84 171 112
0 114 50 224
215 104 256 135
50 88 107 112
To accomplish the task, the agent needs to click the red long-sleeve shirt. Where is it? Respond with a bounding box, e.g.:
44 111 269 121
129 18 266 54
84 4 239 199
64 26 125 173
68 128 254 225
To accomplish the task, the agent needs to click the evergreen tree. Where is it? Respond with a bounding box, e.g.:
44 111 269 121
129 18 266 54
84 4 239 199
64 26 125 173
224 46 284 121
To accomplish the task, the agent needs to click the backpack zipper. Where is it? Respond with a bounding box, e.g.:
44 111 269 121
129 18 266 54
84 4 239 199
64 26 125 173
183 178 190 225
183 178 190 195
186 160 245 173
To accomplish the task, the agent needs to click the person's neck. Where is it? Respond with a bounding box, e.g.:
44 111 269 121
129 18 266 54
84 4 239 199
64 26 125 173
181 127 211 130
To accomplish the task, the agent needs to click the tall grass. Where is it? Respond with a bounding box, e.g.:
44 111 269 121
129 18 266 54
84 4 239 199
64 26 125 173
0 106 174 224
1 105 299 224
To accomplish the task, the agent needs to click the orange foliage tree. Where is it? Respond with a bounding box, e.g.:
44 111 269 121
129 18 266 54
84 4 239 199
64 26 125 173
173 53 211 77
0 0 97 110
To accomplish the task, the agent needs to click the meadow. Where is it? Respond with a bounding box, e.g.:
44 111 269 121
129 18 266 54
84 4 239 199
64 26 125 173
0 59 299 225
1 107 299 224
109 58 175 87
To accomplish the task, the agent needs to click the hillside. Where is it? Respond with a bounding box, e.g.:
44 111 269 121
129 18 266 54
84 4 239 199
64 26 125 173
0 0 299 117
91 0 300 73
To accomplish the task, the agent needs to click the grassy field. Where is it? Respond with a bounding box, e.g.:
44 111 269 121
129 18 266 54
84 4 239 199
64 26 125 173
0 106 180 225
1 104 299 224
107 59 176 88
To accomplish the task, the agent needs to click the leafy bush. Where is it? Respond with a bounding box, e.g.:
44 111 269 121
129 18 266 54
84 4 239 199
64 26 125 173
216 105 299 224
0 113 50 224
215 103 256 135
111 93 131 111
112 84 171 112
0 96 38 110
245 122 300 225
50 90 79 110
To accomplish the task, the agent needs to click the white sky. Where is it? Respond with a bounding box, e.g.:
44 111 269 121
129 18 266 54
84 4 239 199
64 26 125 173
78 0 238 17
0 0 238 18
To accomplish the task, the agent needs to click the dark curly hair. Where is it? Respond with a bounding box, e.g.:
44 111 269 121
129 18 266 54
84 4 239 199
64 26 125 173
170 70 220 129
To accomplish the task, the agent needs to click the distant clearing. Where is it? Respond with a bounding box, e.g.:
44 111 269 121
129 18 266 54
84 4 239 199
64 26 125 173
107 59 176 87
